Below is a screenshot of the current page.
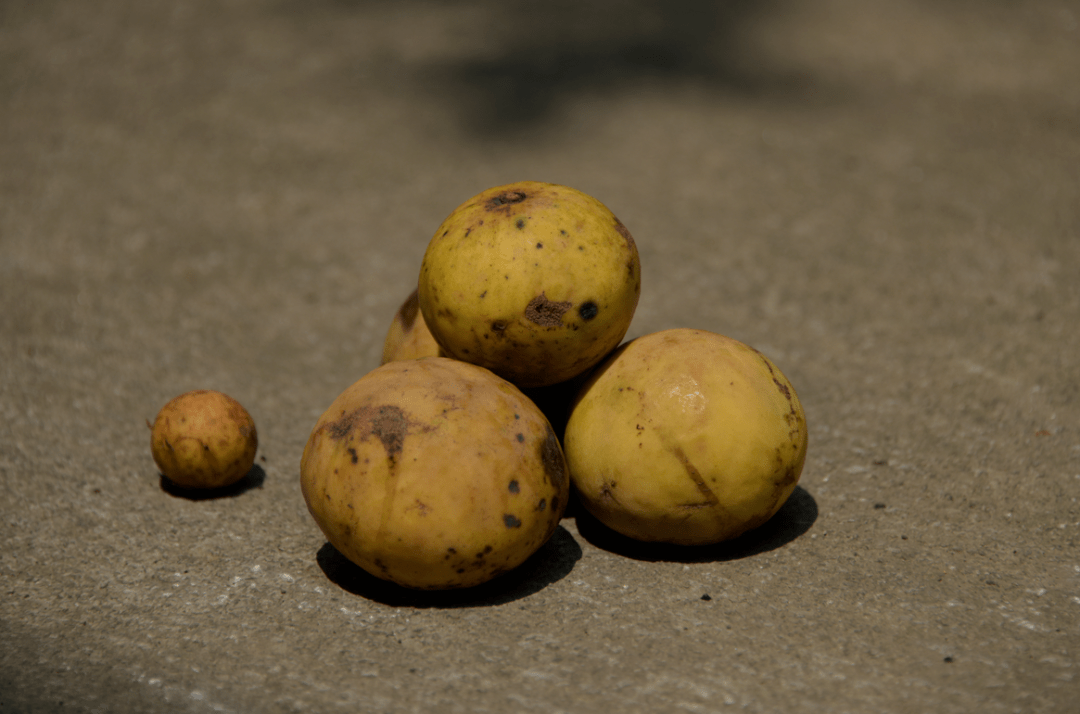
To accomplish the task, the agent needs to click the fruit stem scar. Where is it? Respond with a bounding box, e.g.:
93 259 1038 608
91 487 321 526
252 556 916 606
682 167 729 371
488 190 528 208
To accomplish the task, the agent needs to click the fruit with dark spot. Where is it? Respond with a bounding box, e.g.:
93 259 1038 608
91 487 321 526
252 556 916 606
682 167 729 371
300 357 569 589
149 390 258 489
564 329 808 545
381 288 442 364
417 181 641 388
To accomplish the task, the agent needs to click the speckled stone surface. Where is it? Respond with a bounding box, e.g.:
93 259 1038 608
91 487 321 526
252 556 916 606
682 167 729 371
2 1 1078 712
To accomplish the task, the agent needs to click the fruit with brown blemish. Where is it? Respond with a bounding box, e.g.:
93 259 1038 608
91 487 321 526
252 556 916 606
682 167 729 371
300 357 569 589
563 328 808 545
417 181 641 388
149 390 258 489
381 288 442 364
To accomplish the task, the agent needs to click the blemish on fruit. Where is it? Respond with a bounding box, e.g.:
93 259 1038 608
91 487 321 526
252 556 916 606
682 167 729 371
536 498 546 512
613 218 636 252
525 292 572 327
504 514 522 528
671 445 719 507
347 447 358 464
487 190 528 209
540 425 566 488
516 218 526 229
491 319 507 335
516 433 524 443
509 479 520 493
578 301 598 320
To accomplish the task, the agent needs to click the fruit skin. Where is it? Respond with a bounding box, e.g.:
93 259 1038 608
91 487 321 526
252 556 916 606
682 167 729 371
381 288 442 364
300 357 569 590
150 390 258 489
417 181 641 388
563 329 808 545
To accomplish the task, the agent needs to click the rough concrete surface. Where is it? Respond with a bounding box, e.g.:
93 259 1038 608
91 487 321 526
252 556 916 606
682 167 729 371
2 0 1079 712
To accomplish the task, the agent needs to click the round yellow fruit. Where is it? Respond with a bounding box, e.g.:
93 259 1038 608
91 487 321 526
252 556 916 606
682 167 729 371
381 288 442 364
564 329 808 545
150 390 258 489
417 181 641 388
300 357 569 589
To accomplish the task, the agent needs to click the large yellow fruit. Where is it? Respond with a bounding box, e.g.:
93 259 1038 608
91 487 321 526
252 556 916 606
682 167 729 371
417 181 641 388
564 329 808 545
150 390 258 489
300 357 568 589
380 288 442 364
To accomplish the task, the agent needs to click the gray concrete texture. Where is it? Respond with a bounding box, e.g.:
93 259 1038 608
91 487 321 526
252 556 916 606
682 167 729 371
2 0 1078 711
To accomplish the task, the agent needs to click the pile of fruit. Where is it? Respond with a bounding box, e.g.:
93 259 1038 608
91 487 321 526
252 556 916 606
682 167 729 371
150 181 808 591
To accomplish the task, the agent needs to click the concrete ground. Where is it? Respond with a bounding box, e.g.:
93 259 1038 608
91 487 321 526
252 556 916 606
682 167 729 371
2 0 1078 712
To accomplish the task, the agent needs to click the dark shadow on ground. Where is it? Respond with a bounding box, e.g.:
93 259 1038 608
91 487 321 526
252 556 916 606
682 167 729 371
573 484 817 562
415 0 803 134
316 524 582 608
159 464 266 500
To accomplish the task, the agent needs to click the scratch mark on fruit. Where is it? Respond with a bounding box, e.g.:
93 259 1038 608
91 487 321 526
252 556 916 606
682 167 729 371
671 445 719 507
525 292 572 327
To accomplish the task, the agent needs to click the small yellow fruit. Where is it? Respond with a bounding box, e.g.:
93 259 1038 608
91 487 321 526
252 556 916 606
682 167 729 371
150 390 258 489
564 329 808 545
300 357 569 590
381 288 442 364
418 181 641 388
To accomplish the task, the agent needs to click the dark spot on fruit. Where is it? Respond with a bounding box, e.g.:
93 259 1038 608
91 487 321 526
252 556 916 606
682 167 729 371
491 320 507 335
561 230 568 236
535 242 543 248
773 378 792 401
479 290 487 298
701 594 712 601
539 424 566 489
487 190 528 209
323 404 420 457
347 447 358 464
516 433 524 443
536 498 546 512
442 230 449 237
516 218 526 229
525 292 572 327
509 479 520 493
504 514 522 528
578 301 598 320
